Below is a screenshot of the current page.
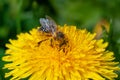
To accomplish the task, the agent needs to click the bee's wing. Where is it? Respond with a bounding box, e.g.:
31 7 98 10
39 18 50 31
45 16 57 27
46 16 57 34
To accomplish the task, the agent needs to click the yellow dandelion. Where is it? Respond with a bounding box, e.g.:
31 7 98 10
2 25 119 80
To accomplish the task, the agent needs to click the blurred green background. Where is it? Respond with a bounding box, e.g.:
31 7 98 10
0 0 120 80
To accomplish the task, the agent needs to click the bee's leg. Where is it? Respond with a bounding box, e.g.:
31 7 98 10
59 40 67 47
37 39 48 46
37 41 43 46
50 39 53 47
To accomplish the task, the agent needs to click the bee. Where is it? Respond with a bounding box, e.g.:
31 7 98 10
38 16 57 37
38 16 67 47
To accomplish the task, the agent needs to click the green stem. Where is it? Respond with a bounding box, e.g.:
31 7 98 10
108 19 113 50
16 0 23 34
16 14 21 34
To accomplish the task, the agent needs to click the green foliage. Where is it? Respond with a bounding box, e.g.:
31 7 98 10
0 0 120 79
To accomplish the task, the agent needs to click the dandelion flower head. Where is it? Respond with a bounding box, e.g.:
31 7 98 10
3 25 119 80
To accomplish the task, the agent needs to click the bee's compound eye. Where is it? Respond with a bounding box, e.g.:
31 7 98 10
44 29 49 33
38 27 44 31
40 26 49 33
